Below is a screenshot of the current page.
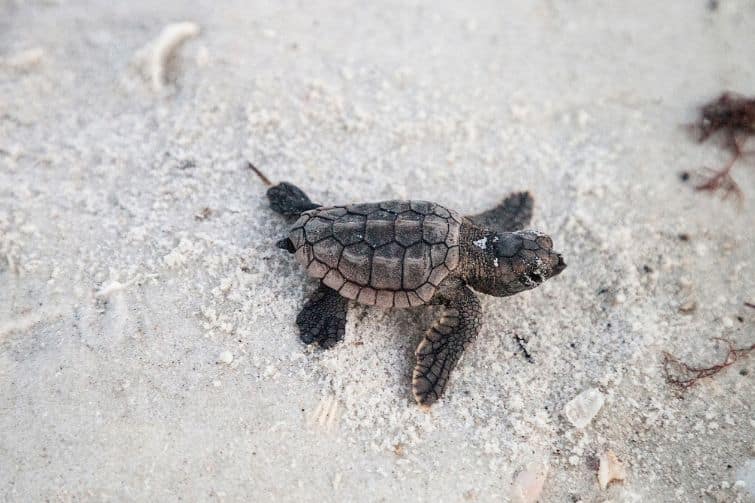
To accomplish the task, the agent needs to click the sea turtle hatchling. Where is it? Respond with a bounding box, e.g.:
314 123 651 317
255 169 566 406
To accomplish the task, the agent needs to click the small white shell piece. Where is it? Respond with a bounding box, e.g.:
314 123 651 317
598 450 627 489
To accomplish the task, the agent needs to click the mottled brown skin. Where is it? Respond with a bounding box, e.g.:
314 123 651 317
266 182 565 406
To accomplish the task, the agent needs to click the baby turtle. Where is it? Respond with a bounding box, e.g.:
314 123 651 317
256 169 566 406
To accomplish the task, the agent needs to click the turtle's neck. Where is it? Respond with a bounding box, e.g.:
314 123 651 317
458 221 497 294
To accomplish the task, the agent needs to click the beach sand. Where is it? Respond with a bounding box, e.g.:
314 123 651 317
1 1 753 501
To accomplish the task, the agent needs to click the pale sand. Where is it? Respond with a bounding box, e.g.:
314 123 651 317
1 1 753 501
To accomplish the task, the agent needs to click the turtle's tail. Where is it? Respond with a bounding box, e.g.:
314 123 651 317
248 161 320 216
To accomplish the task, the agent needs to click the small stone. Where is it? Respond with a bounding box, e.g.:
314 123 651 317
217 351 233 364
679 300 697 313
564 388 605 429
263 365 277 378
598 450 627 489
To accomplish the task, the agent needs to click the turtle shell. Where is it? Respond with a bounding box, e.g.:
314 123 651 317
288 200 463 307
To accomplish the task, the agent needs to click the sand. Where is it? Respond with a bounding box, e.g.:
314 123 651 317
1 1 753 501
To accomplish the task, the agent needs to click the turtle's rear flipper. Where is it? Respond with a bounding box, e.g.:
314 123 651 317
296 283 348 349
267 182 320 216
467 191 533 233
412 285 481 407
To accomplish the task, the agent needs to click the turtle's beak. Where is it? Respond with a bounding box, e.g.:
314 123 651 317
553 254 567 275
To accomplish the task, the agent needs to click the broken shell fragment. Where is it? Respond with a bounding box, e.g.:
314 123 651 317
679 299 697 313
598 450 627 489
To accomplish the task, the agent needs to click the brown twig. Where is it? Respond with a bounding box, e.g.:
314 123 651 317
247 161 272 187
514 334 533 363
662 337 755 391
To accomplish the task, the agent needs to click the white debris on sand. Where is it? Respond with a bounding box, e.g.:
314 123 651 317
217 350 233 364
307 394 341 431
133 21 200 92
95 281 126 299
598 450 628 490
563 388 605 429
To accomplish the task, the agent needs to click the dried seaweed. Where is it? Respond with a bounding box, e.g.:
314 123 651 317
663 337 754 391
688 92 755 203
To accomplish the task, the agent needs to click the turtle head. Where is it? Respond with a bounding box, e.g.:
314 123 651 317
466 229 566 297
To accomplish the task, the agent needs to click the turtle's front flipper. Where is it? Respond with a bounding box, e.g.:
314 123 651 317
267 182 320 216
467 191 533 232
412 284 482 406
296 283 348 349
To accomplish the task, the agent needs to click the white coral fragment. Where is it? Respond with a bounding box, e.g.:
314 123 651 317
598 450 627 489
135 22 200 92
563 387 605 429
